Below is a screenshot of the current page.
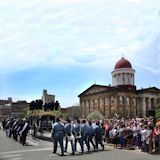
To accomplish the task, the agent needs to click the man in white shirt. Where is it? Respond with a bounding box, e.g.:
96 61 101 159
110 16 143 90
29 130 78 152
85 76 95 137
141 125 148 152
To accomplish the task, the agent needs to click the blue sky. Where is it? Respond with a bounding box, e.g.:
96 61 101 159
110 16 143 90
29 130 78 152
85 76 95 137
0 0 160 107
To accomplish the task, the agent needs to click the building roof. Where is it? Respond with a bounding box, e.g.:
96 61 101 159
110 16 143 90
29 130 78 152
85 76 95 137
78 84 111 97
78 84 137 97
114 58 132 69
137 87 160 94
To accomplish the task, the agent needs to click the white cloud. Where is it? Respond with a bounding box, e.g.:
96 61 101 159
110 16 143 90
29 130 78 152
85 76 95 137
0 0 160 74
127 0 144 4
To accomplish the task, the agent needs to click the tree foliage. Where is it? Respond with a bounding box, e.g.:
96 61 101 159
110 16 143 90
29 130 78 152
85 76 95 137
156 109 160 120
29 100 43 110
19 108 29 119
155 104 160 120
30 99 60 111
87 111 104 120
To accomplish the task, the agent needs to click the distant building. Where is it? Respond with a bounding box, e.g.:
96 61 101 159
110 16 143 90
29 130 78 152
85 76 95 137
79 58 160 119
0 97 12 105
0 98 12 119
42 89 55 105
0 98 29 119
0 104 12 119
12 101 29 117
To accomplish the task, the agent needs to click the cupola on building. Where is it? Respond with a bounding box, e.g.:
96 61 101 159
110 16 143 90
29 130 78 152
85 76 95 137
78 58 160 118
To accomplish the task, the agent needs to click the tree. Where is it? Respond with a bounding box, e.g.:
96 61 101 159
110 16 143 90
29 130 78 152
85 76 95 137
51 102 55 111
30 101 36 110
19 108 29 119
87 111 104 120
30 100 43 110
44 103 47 111
55 101 60 110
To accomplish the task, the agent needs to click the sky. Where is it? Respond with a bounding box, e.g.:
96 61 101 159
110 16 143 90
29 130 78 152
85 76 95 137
0 0 160 107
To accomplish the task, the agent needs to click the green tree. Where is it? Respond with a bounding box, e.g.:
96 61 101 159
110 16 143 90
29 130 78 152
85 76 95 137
19 108 29 118
87 111 104 120
155 104 160 120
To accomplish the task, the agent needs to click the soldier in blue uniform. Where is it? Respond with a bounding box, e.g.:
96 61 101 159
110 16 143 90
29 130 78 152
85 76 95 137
94 121 104 151
74 119 83 153
19 118 29 145
52 117 65 156
88 121 96 150
81 119 90 152
64 119 75 155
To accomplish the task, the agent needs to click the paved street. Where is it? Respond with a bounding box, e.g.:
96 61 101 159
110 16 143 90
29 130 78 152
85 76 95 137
0 130 159 160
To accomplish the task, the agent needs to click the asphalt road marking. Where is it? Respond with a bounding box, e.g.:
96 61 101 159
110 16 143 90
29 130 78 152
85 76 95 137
1 154 21 158
0 148 52 155
0 153 23 160
10 158 23 160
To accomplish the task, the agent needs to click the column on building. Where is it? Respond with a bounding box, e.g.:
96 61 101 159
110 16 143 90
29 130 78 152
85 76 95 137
103 97 105 117
90 99 93 112
146 98 149 115
133 97 137 117
81 100 86 118
142 97 146 117
80 101 83 118
148 98 151 110
99 97 103 114
95 99 98 111
151 98 156 110
85 100 89 116
115 96 118 114
84 100 87 118
125 73 127 85
98 98 100 111
88 100 91 113
104 97 109 117
128 97 131 118
108 96 111 118
153 98 156 110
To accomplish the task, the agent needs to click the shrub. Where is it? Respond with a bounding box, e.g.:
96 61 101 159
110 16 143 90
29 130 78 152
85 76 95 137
87 111 104 120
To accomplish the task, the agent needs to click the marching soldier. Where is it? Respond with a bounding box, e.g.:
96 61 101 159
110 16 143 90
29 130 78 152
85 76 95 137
64 119 75 155
19 118 29 145
12 118 19 141
52 117 65 156
17 119 24 143
74 119 83 153
88 121 96 150
81 119 90 152
94 121 104 151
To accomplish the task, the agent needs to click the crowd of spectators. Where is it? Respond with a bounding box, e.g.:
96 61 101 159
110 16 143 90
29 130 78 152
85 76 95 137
102 115 160 154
